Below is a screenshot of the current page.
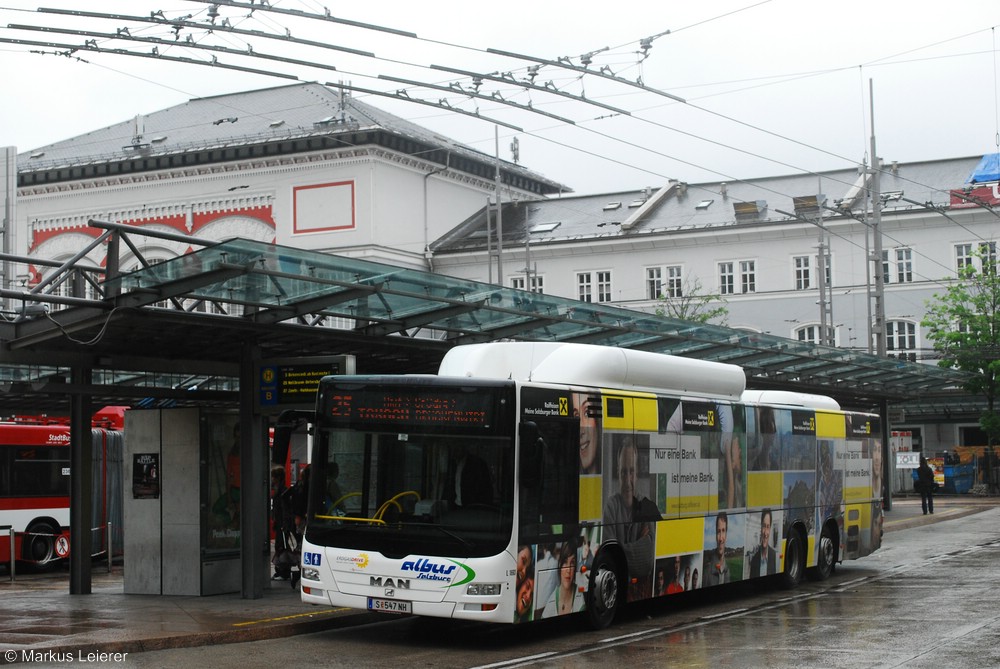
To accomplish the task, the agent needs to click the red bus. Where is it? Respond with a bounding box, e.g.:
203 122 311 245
0 408 125 568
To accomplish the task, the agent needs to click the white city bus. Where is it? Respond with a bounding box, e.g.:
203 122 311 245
294 342 882 628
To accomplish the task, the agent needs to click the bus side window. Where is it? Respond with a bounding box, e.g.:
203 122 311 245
522 420 578 535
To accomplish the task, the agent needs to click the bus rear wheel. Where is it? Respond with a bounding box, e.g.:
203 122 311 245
809 523 837 581
586 551 621 630
24 521 57 564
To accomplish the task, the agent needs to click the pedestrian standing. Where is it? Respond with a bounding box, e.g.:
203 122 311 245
916 456 935 515
270 466 293 580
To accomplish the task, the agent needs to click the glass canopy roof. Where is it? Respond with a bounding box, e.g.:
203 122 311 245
101 238 972 405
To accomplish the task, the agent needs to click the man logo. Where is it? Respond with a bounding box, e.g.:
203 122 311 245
370 576 411 589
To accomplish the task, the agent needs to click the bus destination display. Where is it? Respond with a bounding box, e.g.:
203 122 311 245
326 390 492 428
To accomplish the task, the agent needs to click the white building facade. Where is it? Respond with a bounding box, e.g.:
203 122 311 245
9 82 562 291
431 157 1000 454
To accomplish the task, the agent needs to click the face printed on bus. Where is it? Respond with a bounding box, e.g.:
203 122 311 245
580 420 597 472
618 442 637 502
559 554 576 588
715 514 728 557
516 545 532 584
516 576 534 617
576 395 599 474
759 510 772 551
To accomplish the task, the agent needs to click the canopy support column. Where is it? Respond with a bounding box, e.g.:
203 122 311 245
69 366 93 594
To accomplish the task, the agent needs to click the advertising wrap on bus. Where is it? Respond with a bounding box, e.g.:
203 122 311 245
284 343 883 629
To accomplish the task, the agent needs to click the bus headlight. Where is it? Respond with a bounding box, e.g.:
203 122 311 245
302 567 320 581
466 583 501 596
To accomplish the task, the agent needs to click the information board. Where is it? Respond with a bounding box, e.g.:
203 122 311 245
256 355 356 412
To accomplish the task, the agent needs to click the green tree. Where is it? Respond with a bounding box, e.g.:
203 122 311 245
922 252 1000 444
654 277 729 325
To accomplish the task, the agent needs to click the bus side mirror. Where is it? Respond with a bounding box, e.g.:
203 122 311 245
272 421 293 466
519 421 542 489
273 409 312 465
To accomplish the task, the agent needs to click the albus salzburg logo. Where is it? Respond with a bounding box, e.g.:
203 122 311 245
401 557 476 586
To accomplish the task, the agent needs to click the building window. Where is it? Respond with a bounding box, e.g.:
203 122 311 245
794 256 811 290
980 242 997 274
956 243 974 271
822 256 832 287
956 242 998 274
720 260 756 294
796 325 820 344
577 271 612 303
719 262 734 295
665 266 683 298
740 260 756 294
126 260 170 309
647 265 683 299
577 273 592 302
796 324 836 346
596 271 612 302
646 267 661 300
886 320 917 362
895 248 913 283
512 275 544 293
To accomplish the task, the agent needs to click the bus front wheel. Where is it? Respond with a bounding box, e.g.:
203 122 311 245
586 551 621 630
780 528 805 589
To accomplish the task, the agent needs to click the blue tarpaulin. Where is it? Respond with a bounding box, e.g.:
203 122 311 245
967 153 1000 183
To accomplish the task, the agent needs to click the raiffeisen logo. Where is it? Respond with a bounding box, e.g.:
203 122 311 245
400 557 475 587
335 552 370 569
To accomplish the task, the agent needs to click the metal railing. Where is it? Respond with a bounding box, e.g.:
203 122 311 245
1 522 118 582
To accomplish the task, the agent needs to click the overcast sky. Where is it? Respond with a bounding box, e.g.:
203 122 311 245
1 0 997 195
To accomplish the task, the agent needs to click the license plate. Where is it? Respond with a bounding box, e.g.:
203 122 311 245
367 597 412 614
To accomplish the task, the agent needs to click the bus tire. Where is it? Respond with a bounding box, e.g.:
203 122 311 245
779 527 805 589
808 523 837 581
586 551 622 630
25 520 57 564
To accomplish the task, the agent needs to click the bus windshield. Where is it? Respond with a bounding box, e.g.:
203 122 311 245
304 378 516 558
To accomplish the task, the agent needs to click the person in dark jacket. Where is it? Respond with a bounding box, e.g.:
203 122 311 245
270 466 293 580
916 456 935 515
